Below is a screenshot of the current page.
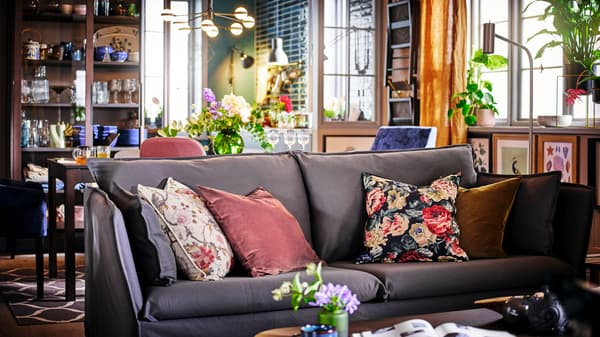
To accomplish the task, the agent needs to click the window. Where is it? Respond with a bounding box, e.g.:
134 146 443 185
321 0 376 123
471 0 591 125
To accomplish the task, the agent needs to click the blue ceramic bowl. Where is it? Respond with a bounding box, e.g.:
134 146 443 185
94 46 113 61
111 50 128 62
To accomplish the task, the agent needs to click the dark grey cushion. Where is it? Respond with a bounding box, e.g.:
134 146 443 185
476 171 562 255
140 266 386 321
87 153 314 244
110 184 177 286
292 145 478 262
331 255 570 301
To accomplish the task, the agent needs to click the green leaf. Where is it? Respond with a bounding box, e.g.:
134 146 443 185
465 115 477 125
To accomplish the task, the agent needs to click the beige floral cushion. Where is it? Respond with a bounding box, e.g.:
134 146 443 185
137 178 233 280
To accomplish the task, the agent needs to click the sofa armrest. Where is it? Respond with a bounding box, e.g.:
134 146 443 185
84 187 143 337
552 183 595 278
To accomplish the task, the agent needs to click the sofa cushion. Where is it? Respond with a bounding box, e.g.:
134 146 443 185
87 153 313 244
140 266 386 321
138 178 234 281
357 173 467 263
456 177 521 258
332 255 570 301
292 145 478 262
476 172 561 255
197 186 320 277
110 183 177 286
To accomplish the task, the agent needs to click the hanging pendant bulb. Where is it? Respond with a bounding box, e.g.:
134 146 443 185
206 25 219 38
233 7 248 20
268 38 288 65
230 22 243 36
242 16 255 28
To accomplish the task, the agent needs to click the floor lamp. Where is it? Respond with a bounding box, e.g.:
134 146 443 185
483 23 534 174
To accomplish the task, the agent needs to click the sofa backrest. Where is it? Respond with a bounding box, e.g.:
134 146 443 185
87 152 313 243
293 144 478 262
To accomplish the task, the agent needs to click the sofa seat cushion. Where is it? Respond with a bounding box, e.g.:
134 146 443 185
140 266 386 321
331 256 570 301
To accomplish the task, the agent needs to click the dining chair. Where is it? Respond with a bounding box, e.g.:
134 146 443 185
139 137 207 158
371 126 437 151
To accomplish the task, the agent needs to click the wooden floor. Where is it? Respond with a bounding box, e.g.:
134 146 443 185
0 254 84 337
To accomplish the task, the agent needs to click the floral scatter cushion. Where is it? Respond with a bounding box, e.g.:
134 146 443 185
356 173 468 263
137 178 234 281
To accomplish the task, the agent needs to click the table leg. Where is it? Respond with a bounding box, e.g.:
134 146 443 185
48 175 57 279
64 178 76 301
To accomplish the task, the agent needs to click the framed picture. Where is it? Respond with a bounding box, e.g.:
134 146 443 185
468 137 491 173
492 134 532 175
537 135 578 183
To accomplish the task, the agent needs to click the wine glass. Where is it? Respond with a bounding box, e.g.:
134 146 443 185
266 128 280 152
109 79 122 104
283 130 296 150
121 79 136 104
297 131 310 152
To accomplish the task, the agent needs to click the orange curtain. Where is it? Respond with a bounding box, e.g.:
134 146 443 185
419 0 467 146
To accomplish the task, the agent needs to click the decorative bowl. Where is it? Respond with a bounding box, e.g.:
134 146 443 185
94 46 113 62
111 50 128 62
538 115 572 127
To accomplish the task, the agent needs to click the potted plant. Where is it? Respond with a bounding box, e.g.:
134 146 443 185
526 0 600 98
448 48 508 126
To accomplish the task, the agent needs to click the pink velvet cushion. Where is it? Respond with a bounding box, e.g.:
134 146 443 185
197 185 320 277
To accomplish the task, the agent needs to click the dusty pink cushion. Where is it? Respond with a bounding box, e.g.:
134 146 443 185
197 186 320 277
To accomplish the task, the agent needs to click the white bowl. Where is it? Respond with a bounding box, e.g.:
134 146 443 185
538 115 572 127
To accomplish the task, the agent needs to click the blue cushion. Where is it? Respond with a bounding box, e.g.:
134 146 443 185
371 126 437 151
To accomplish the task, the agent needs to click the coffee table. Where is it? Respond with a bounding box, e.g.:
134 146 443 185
254 308 560 337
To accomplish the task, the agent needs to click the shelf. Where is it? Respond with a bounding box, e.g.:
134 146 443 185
93 103 138 109
24 13 86 22
25 59 85 68
94 15 140 25
389 97 412 103
21 147 74 153
94 61 139 68
22 103 72 108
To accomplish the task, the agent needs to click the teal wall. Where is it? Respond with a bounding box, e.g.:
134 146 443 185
207 0 255 102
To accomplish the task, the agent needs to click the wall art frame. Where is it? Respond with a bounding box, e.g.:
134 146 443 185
492 134 533 175
536 134 578 183
468 136 491 173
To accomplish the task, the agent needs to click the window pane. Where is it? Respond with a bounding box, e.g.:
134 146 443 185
168 1 189 123
323 75 347 121
520 67 561 119
480 0 507 22
481 71 508 119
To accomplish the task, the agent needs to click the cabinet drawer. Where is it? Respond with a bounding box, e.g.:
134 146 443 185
324 136 375 153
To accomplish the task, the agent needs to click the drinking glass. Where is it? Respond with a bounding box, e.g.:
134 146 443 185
109 79 122 104
122 79 137 104
283 130 296 150
297 131 310 151
266 128 280 152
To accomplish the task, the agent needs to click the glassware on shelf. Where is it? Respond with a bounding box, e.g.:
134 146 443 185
283 129 296 150
109 79 122 104
122 78 137 104
32 66 49 104
266 128 280 152
297 130 310 151
21 80 31 103
38 119 50 147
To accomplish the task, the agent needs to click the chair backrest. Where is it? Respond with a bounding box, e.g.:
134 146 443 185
0 179 47 236
370 126 437 151
139 137 206 158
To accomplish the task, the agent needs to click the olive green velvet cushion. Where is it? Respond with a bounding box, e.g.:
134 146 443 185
456 177 521 258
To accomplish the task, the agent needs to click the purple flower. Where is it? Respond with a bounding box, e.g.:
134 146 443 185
310 283 361 314
203 88 216 103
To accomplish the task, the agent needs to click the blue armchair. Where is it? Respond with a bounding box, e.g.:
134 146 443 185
0 178 47 298
371 126 437 151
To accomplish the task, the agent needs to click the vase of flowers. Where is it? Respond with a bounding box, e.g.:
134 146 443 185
158 88 271 153
272 262 360 337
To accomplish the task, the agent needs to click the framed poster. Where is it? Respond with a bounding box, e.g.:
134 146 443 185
492 134 532 175
468 137 491 173
537 135 578 183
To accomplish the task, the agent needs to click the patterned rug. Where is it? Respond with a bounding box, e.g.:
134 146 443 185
0 264 85 325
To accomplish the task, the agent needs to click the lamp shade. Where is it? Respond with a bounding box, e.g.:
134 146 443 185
241 53 254 68
268 38 288 65
482 23 495 54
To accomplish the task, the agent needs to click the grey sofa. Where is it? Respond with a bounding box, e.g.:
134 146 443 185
84 145 594 337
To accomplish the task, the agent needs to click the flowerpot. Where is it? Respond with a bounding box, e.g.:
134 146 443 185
318 310 348 337
475 109 496 127
212 130 244 155
564 63 591 93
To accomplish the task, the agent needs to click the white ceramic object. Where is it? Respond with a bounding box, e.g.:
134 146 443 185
93 26 139 53
475 108 496 127
537 115 573 127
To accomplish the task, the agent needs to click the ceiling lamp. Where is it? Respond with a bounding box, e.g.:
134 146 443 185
161 0 255 37
268 38 288 65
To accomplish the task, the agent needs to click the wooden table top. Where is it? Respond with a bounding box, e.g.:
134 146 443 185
255 308 504 337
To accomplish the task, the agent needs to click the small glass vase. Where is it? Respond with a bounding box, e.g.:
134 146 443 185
318 309 348 337
212 129 244 155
